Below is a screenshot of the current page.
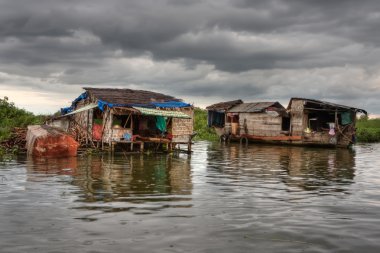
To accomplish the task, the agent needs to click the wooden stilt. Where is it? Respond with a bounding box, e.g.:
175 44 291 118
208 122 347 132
140 142 144 152
169 143 173 152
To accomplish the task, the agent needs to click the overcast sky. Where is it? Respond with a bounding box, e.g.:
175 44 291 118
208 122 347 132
0 0 379 115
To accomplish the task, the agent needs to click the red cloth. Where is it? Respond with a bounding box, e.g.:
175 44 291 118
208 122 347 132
92 124 103 140
131 135 140 141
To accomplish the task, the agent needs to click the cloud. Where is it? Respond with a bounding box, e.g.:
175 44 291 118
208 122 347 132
0 0 379 114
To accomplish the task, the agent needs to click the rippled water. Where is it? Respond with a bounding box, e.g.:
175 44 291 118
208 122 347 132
1 142 380 252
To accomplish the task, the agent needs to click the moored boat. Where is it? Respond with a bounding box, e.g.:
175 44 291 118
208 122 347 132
26 125 79 157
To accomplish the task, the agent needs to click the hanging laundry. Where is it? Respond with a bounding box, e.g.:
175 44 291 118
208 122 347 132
341 111 352 125
155 116 167 133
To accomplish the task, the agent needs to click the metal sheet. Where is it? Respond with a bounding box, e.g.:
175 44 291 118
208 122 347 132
63 103 98 116
133 106 191 119
228 102 278 113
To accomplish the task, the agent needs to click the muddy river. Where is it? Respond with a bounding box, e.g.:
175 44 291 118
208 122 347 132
1 142 380 252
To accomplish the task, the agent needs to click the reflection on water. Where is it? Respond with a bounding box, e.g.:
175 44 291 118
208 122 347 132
26 153 193 214
207 144 355 193
2 142 380 253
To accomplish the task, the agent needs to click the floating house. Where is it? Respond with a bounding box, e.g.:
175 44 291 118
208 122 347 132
207 101 289 142
56 87 194 152
286 98 366 147
207 98 366 147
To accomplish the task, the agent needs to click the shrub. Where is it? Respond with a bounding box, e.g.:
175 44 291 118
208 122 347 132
0 97 44 141
356 117 380 142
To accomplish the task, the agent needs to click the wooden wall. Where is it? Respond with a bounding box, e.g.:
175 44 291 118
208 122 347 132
102 109 113 144
238 112 283 136
72 99 94 143
70 102 194 145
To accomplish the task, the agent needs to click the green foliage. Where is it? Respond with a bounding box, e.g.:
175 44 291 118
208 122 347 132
0 97 44 141
193 107 219 141
356 128 380 142
356 117 380 142
356 117 380 128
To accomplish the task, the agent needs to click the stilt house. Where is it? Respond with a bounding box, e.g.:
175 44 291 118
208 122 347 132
58 87 194 152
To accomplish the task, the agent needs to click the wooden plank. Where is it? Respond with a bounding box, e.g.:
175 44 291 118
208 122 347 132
243 134 302 141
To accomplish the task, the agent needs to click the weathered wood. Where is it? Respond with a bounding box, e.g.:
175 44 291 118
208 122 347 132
243 134 302 141
66 88 194 152
209 97 363 148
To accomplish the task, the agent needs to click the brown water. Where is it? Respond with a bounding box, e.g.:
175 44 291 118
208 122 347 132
1 142 380 252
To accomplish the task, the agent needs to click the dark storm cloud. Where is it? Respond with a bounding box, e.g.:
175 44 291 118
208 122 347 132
2 0 380 71
1 0 380 113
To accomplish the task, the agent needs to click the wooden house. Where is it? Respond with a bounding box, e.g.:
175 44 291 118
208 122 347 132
206 99 243 137
286 98 366 147
207 98 366 147
57 87 194 152
207 100 289 143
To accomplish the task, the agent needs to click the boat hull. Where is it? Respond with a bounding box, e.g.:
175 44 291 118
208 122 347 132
26 125 79 157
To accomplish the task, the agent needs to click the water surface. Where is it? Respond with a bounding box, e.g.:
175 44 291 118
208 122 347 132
1 142 380 252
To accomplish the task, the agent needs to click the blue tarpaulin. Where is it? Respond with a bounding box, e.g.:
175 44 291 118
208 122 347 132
61 92 88 115
97 100 191 111
73 92 87 105
208 111 225 127
97 99 134 111
61 107 73 114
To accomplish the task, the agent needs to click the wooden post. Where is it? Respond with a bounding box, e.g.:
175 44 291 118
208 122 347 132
86 110 89 145
187 136 192 154
140 142 144 152
289 112 293 136
335 109 338 141
109 111 113 148
101 109 109 150
111 142 115 154
169 143 173 152
131 114 133 132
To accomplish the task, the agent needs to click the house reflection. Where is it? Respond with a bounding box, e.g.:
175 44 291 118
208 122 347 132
27 153 192 203
207 143 355 192
279 147 355 191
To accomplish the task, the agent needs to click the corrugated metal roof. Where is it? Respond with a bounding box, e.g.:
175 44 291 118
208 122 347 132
206 99 243 111
133 107 191 119
84 87 183 105
288 98 367 114
228 102 283 113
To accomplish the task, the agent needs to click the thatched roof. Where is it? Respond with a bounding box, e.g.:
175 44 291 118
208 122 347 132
206 99 243 111
228 102 285 113
84 87 182 105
